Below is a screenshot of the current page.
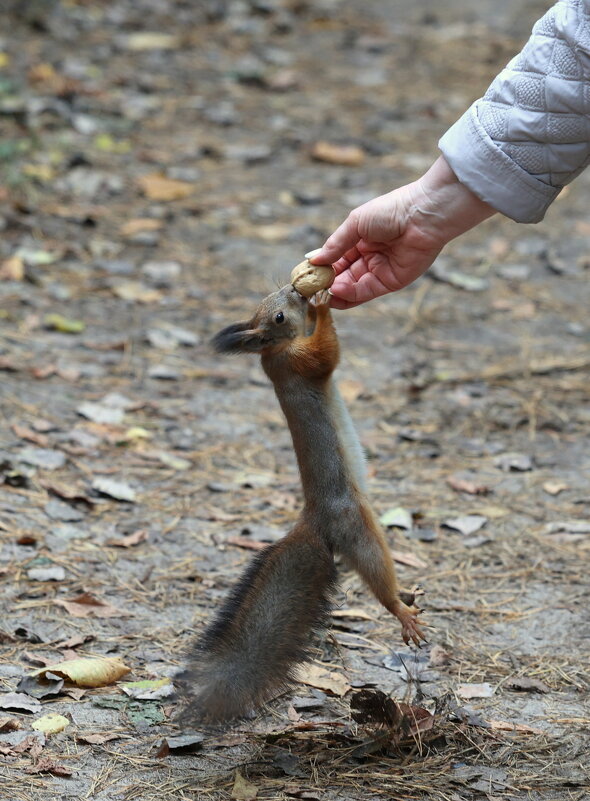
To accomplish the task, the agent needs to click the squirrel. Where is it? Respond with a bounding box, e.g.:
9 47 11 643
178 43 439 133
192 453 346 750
177 285 426 723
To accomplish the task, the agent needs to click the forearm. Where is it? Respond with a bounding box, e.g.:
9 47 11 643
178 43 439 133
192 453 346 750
440 0 590 223
411 157 497 246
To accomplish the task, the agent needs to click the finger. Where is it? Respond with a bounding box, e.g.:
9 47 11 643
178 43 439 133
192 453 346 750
331 269 391 305
309 212 361 265
328 293 360 310
331 246 363 276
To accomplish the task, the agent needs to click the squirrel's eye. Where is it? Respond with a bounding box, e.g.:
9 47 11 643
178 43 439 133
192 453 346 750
275 311 285 324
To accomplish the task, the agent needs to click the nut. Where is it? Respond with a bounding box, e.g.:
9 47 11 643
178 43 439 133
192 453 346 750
290 257 334 298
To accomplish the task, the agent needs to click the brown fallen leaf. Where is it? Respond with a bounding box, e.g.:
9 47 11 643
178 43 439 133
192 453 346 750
350 689 435 741
0 717 20 732
76 731 121 745
54 592 127 618
25 757 72 777
391 550 427 569
40 479 95 505
226 536 268 551
3 734 45 759
120 218 164 237
231 770 258 801
447 474 490 496
504 676 551 694
487 719 544 735
138 173 194 201
296 664 350 697
31 656 131 688
0 256 24 281
12 424 49 447
54 634 94 650
311 141 365 166
106 529 148 548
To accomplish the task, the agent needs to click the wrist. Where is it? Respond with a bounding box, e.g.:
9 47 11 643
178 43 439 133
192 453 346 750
409 156 496 247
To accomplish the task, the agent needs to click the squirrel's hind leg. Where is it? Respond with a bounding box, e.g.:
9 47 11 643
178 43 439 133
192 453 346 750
344 506 427 647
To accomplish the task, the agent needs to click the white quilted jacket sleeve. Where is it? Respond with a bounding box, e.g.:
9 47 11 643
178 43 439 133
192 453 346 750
439 0 590 222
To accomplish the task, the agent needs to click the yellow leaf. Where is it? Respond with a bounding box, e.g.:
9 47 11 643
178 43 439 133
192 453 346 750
0 257 24 281
44 313 85 333
31 657 131 688
126 33 180 51
138 173 194 201
22 164 55 182
231 771 258 801
124 427 152 441
296 664 350 696
0 53 9 68
32 713 69 735
94 134 131 154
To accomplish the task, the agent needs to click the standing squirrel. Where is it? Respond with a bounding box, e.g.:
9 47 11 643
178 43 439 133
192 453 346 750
178 285 425 723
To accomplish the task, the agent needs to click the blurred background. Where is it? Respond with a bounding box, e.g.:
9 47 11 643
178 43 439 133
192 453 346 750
0 2 589 799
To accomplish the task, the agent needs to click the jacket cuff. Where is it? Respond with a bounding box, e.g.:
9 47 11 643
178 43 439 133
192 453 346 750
439 103 561 224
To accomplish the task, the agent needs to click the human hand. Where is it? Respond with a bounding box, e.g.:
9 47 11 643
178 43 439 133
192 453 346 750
310 156 496 309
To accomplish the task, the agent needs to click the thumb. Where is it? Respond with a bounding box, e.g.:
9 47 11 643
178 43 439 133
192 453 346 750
307 211 361 265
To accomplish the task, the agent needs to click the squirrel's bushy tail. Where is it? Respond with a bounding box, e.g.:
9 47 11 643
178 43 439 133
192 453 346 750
177 524 336 723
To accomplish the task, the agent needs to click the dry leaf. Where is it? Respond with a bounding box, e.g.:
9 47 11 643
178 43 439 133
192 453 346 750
0 256 24 281
296 664 350 697
332 608 374 621
54 592 126 618
112 281 163 304
92 477 136 502
226 536 268 551
31 657 131 688
76 731 120 745
311 141 365 166
0 717 20 732
126 33 180 50
12 424 49 447
504 676 550 694
231 770 258 801
25 757 72 777
0 693 42 714
138 173 194 201
443 515 488 536
32 713 69 735
44 314 85 334
391 550 427 569
542 480 568 496
457 682 495 699
447 475 490 496
106 529 148 548
120 218 164 237
487 719 544 734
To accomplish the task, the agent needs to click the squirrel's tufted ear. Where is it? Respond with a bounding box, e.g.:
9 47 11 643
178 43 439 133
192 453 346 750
212 321 267 353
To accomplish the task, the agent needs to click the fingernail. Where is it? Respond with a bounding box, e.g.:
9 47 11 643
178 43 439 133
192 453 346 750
304 247 323 259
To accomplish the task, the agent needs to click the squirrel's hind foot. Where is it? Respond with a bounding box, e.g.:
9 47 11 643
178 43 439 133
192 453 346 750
396 603 428 647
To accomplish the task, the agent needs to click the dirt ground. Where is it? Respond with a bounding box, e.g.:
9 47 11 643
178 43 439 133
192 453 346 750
0 1 589 799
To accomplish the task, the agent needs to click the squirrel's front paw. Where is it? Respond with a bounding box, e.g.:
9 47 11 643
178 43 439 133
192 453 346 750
312 289 331 308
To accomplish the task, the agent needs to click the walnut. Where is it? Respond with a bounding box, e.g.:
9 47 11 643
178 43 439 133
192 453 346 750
290 250 334 297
